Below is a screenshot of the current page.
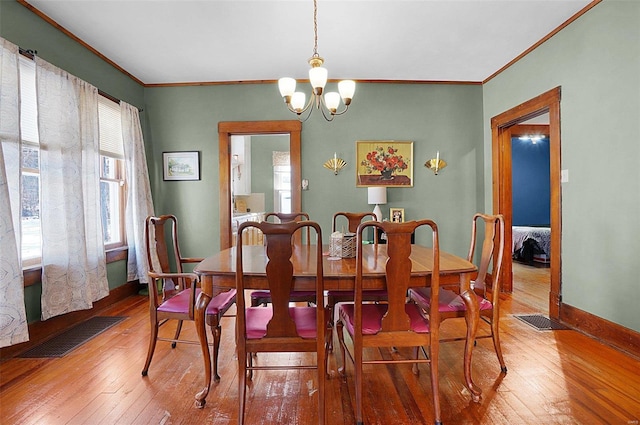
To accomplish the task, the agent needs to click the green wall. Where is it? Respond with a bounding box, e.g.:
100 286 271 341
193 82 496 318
483 0 640 332
144 82 483 257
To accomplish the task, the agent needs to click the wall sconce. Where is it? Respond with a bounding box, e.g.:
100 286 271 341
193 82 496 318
323 152 347 175
424 151 447 175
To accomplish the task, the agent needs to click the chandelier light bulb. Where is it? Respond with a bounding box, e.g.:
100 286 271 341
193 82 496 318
291 92 306 112
278 77 296 98
324 92 340 112
338 80 356 104
309 66 328 93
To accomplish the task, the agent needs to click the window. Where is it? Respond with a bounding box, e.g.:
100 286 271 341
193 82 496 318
18 56 127 267
19 56 41 267
98 96 126 249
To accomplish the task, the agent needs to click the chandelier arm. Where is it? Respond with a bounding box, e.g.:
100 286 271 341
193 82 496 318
318 102 336 122
318 94 350 117
285 91 316 116
330 104 350 116
296 104 315 122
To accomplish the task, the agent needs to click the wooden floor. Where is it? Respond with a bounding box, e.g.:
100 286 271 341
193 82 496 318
2 264 639 424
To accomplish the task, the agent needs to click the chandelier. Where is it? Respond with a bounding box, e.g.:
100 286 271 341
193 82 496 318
278 0 355 122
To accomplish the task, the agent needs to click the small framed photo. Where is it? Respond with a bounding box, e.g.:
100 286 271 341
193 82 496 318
163 151 200 181
390 208 405 223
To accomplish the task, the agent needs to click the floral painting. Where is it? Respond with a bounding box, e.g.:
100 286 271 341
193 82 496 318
356 140 413 187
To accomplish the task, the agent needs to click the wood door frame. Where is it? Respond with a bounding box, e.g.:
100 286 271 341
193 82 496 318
218 120 302 250
491 87 562 319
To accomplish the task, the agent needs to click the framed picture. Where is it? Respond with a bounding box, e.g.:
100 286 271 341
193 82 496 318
390 208 405 223
356 140 413 187
163 151 200 181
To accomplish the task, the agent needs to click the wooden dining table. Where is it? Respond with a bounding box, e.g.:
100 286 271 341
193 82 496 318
192 243 481 408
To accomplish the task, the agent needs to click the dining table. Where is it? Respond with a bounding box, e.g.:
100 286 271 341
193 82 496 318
192 243 481 408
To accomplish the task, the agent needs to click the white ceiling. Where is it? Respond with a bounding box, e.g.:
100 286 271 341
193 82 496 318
25 0 594 85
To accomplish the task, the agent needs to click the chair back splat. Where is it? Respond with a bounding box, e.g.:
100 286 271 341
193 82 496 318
250 212 316 307
236 220 325 425
334 219 442 425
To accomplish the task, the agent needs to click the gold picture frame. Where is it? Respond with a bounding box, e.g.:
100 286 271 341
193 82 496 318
356 140 413 187
390 208 405 223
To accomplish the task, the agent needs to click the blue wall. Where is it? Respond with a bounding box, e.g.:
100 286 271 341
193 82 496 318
511 137 550 226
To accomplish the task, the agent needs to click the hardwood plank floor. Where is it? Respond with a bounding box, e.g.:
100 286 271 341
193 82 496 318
1 277 639 424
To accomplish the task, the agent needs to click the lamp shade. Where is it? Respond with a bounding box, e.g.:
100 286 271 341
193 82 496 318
367 187 387 205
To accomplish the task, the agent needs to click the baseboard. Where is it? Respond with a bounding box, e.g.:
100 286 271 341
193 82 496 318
0 280 142 360
560 302 640 360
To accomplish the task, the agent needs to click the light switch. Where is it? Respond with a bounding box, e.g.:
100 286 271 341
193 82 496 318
561 169 569 183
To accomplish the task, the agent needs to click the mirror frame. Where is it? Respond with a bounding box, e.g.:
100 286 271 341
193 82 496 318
218 120 302 250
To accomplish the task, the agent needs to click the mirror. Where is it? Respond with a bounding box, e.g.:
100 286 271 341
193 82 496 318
218 121 302 250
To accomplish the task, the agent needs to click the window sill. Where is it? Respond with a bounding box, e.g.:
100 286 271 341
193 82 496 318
23 246 128 287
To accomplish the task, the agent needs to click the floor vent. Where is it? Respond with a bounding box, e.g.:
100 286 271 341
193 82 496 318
514 314 569 331
19 316 127 358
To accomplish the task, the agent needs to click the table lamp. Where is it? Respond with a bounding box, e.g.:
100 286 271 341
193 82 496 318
367 186 387 222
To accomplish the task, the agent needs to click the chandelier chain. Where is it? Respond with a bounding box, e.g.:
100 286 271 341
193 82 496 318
313 0 318 57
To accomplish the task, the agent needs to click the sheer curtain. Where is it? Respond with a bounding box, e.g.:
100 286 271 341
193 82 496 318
121 101 154 284
0 38 29 347
36 57 109 320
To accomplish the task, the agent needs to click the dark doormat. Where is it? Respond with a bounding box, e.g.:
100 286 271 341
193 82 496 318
19 316 127 358
514 314 569 331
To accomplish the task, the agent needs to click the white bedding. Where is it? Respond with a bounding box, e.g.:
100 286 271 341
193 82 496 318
512 226 551 259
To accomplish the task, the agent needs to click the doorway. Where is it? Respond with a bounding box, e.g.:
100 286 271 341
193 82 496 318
491 87 562 319
218 121 302 250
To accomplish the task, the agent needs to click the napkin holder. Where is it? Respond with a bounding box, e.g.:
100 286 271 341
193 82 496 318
329 231 356 258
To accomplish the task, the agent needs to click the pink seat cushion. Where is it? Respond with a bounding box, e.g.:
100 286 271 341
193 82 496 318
338 303 430 335
409 287 492 313
244 306 317 339
158 288 236 315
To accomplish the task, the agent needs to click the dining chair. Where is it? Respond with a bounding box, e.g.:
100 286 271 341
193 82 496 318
250 211 316 307
236 220 326 424
326 211 385 352
141 215 237 382
334 220 443 425
408 213 507 373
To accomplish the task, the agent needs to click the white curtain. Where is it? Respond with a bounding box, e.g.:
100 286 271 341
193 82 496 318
36 57 109 320
0 38 29 347
121 101 154 283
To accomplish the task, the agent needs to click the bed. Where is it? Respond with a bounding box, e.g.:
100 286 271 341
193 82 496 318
512 226 550 264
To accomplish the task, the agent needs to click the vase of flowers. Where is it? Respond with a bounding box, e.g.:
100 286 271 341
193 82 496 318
360 146 409 180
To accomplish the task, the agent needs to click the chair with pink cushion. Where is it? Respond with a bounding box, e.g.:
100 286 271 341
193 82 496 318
141 215 236 382
334 220 443 425
408 213 507 373
236 219 325 425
